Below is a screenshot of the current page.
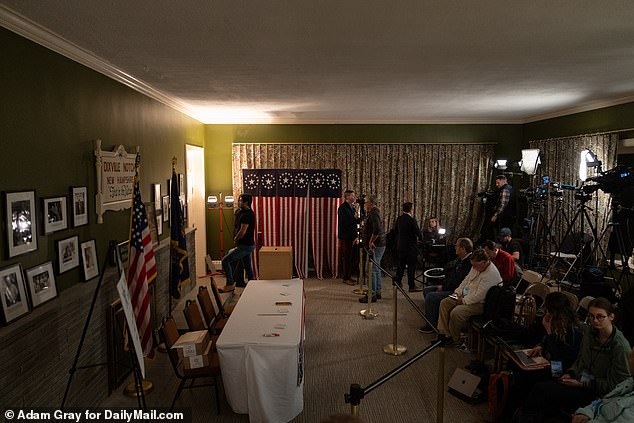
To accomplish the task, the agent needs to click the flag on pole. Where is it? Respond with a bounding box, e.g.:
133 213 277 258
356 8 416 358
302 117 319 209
170 169 190 299
127 176 157 357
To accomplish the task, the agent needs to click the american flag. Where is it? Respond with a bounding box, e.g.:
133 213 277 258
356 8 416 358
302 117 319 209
127 178 157 357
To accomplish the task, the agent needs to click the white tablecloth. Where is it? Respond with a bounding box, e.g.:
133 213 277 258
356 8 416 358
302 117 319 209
216 279 305 423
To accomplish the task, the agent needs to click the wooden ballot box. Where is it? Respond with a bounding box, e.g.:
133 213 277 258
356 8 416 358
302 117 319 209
258 246 293 279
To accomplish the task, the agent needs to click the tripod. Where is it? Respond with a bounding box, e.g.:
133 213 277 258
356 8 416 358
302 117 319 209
588 199 633 295
542 191 600 286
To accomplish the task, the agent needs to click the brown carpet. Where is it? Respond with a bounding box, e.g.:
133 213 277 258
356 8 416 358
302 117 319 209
101 277 490 423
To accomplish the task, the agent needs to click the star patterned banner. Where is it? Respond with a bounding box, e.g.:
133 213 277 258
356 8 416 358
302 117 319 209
242 169 342 198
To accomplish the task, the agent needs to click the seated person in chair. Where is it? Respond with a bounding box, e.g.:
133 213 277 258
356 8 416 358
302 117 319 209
517 297 631 423
483 240 517 286
422 216 446 243
572 345 634 423
419 237 473 334
437 249 502 344
498 227 524 265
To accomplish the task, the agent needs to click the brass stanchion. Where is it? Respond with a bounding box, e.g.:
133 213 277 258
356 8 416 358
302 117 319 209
383 284 406 355
360 250 378 319
353 245 367 296
436 343 445 423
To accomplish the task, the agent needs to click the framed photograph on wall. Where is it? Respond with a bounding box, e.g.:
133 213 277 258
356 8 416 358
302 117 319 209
116 240 130 264
178 173 185 195
71 186 88 227
162 195 169 222
0 263 29 323
145 203 159 248
80 239 99 281
25 261 57 308
57 235 79 273
156 211 163 236
43 196 68 234
4 190 38 258
152 183 161 213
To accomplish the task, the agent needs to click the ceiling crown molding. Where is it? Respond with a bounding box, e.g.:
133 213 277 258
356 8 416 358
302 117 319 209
0 4 201 123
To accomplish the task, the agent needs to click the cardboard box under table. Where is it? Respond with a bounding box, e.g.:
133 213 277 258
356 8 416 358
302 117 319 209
258 246 293 279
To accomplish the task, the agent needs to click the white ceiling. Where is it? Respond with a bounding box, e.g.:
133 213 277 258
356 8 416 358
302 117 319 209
2 1 634 124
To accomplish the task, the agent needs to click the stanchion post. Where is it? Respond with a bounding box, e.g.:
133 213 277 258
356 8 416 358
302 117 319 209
345 383 364 417
360 250 378 319
353 246 367 295
383 284 406 355
436 343 445 423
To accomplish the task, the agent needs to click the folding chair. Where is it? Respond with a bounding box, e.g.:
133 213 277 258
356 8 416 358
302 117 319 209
159 316 222 413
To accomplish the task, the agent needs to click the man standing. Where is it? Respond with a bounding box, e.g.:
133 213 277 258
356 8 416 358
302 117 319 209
359 195 386 303
338 190 358 286
393 202 423 292
437 249 502 345
419 238 473 333
483 240 517 286
220 194 256 292
491 175 515 232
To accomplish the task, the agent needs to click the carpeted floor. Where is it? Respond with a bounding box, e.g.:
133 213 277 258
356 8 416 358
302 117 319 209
101 277 490 422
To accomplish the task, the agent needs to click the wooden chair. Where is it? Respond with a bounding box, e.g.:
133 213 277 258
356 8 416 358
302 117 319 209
159 316 222 413
209 278 236 318
523 282 551 308
197 287 228 333
183 299 207 331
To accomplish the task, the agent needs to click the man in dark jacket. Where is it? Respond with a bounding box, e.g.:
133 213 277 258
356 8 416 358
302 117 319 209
338 190 359 285
393 202 423 292
419 237 473 333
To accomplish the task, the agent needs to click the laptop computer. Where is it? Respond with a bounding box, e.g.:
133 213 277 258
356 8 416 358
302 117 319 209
447 367 481 398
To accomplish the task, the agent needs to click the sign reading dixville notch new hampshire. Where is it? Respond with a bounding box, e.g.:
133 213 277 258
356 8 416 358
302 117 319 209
94 139 138 223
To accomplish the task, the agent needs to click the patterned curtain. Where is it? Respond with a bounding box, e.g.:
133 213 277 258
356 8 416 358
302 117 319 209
232 143 495 246
529 133 618 257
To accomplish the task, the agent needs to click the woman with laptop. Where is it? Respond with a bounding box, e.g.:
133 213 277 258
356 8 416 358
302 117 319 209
515 297 631 422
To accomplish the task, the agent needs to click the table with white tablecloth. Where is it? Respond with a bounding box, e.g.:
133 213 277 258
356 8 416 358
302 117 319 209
216 279 305 423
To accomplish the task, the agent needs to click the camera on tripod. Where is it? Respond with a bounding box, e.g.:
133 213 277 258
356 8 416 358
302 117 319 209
586 165 634 194
520 186 548 202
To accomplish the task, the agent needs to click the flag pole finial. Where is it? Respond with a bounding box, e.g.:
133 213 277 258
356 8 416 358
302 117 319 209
172 156 177 170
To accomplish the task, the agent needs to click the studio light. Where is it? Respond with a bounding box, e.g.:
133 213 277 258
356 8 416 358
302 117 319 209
579 149 602 182
494 159 508 170
520 149 541 176
224 196 235 207
207 195 218 208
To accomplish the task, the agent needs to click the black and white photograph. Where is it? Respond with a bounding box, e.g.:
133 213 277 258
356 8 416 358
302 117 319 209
80 239 99 281
71 186 88 227
145 203 159 247
0 264 29 323
4 190 38 258
156 211 163 236
153 183 161 214
162 195 169 222
57 235 79 273
43 196 68 234
178 173 185 195
25 261 57 307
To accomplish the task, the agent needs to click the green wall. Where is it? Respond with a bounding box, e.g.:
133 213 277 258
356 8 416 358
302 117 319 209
524 102 634 141
0 28 204 291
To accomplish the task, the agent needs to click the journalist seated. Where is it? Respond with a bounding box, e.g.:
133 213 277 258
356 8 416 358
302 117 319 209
516 297 631 423
419 237 473 334
502 292 584 422
483 240 517 286
437 249 502 346
572 345 634 423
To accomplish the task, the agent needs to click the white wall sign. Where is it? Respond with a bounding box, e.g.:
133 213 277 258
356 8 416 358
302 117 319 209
94 139 138 223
